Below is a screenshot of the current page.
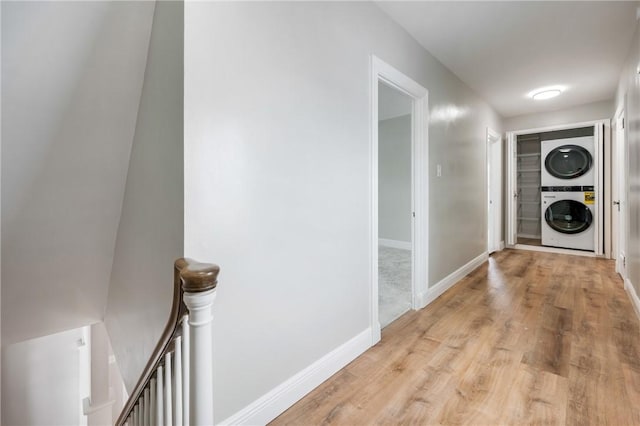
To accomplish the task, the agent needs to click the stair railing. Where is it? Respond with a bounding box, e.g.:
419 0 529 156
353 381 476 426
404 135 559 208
115 258 219 426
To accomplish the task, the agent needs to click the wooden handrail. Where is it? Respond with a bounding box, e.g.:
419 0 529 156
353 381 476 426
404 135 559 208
115 258 220 425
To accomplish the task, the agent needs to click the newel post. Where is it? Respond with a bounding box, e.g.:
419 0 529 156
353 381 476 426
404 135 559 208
180 260 220 426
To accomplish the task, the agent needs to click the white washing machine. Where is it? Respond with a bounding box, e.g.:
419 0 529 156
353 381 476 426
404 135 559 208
541 187 595 251
541 136 595 187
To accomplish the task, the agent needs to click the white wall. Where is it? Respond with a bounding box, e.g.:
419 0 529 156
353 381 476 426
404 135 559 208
184 2 501 420
503 99 614 131
379 114 412 242
1 1 154 344
1 327 89 426
104 0 184 393
616 24 640 298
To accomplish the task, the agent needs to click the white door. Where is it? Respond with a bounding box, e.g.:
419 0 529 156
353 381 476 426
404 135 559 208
487 128 502 253
614 109 627 278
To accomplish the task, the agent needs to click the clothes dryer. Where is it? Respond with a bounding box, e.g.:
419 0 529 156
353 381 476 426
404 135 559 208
541 136 595 187
541 186 595 251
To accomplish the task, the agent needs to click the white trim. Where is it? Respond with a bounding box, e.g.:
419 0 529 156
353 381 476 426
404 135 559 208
594 122 605 256
82 397 115 415
486 127 502 254
499 240 505 251
514 244 597 257
370 55 429 345
624 279 640 321
218 329 371 426
379 238 411 250
505 118 611 135
506 132 517 246
419 252 488 308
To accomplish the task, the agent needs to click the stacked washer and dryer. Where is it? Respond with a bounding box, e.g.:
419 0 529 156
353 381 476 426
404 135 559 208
540 136 596 251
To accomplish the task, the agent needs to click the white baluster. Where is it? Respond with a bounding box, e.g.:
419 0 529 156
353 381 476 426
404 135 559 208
133 404 138 426
145 387 151 426
183 288 216 425
150 378 157 426
164 352 173 426
141 396 146 426
157 366 164 426
181 317 190 426
174 336 183 426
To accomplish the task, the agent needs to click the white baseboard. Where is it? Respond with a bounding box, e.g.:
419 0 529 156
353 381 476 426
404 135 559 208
625 278 640 321
378 238 411 250
419 252 488 307
514 244 596 258
218 328 371 426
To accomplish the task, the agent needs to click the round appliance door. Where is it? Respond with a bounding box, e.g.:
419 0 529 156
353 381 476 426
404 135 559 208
544 200 592 234
544 145 593 179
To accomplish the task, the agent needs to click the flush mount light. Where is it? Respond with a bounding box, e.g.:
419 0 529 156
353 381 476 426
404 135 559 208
528 86 565 101
532 89 561 100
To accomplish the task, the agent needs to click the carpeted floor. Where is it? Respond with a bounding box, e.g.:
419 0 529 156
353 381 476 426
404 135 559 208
378 245 412 328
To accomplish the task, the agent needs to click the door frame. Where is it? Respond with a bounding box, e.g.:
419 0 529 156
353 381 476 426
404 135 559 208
486 127 502 253
370 55 428 345
613 104 628 277
505 119 608 256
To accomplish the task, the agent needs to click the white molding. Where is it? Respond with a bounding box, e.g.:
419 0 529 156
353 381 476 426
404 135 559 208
419 252 488 308
624 279 640 321
514 244 597 257
370 55 429 346
218 329 371 426
506 118 610 135
379 238 411 250
82 397 115 415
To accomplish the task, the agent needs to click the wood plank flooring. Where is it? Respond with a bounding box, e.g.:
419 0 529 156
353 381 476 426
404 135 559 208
271 249 640 426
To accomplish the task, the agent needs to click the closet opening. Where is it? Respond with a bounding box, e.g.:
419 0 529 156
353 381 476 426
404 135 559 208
507 123 604 256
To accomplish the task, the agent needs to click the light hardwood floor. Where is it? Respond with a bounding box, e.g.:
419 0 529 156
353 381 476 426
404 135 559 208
271 249 640 425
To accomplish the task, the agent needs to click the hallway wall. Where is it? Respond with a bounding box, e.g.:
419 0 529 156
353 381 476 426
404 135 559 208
616 23 640 299
184 2 501 420
503 99 614 131
379 115 412 243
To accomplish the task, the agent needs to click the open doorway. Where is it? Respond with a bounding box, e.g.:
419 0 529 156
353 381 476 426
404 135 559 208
506 122 605 256
370 56 428 344
378 82 413 328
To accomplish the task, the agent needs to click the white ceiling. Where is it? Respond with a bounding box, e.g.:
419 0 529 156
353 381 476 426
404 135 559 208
377 1 639 118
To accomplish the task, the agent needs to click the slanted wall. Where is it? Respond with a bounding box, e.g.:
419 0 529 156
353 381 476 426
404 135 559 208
104 0 184 392
1 1 154 345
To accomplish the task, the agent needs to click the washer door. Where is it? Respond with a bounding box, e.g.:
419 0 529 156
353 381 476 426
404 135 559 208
545 200 592 234
544 145 593 179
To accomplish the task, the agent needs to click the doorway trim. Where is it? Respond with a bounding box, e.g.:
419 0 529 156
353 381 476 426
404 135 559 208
370 55 429 345
613 104 627 277
486 127 502 254
505 118 608 256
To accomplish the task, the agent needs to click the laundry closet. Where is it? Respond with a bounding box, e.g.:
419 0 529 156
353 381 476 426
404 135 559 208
509 125 602 253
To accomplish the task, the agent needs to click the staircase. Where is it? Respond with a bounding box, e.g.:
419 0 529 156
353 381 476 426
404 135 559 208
116 259 219 426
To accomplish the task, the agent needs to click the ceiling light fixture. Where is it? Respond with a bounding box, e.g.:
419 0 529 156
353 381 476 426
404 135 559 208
528 86 565 101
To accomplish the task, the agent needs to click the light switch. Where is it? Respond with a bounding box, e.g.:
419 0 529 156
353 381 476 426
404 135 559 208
436 164 442 177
